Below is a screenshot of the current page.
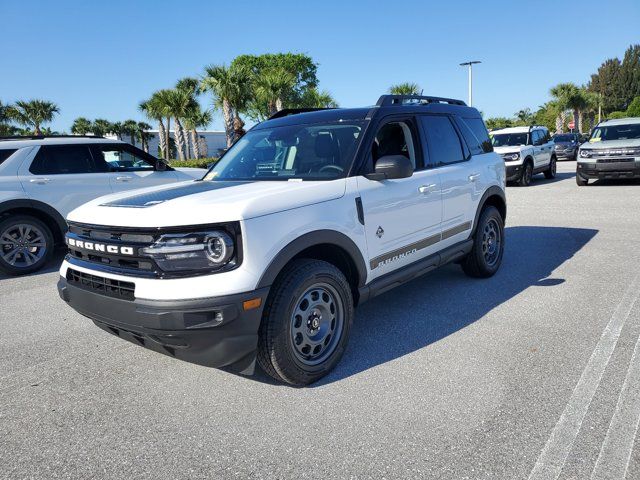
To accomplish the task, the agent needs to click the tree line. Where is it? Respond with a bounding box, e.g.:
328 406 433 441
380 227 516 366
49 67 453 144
485 44 640 133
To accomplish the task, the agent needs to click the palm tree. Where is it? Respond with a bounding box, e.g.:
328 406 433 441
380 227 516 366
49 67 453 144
140 96 166 158
164 89 197 160
8 99 59 135
122 119 139 145
91 119 112 137
183 107 211 159
514 108 534 125
389 83 421 95
71 117 93 135
254 68 297 116
299 88 338 108
137 121 152 153
0 101 18 136
550 82 578 133
201 64 249 148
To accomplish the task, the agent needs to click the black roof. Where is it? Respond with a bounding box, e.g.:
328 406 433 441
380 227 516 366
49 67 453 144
254 95 481 130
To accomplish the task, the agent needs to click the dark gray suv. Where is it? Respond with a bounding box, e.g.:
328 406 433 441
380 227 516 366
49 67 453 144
552 133 580 161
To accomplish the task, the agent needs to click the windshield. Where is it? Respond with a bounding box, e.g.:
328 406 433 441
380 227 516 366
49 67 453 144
491 133 529 147
590 123 640 142
203 122 364 181
553 134 575 142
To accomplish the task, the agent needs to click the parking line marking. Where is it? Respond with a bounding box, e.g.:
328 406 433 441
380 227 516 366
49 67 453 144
591 299 640 480
528 273 640 480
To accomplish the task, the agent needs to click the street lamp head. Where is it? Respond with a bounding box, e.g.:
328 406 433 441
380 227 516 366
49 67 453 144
459 60 482 66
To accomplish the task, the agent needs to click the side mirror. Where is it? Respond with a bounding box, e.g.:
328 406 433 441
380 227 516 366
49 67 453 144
365 155 414 181
155 160 167 172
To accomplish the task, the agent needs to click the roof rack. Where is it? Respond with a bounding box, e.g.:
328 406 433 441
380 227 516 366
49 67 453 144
268 108 335 120
376 95 467 107
0 134 105 141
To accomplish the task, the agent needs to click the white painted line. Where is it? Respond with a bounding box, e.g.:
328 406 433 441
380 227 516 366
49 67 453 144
528 273 640 480
591 299 640 480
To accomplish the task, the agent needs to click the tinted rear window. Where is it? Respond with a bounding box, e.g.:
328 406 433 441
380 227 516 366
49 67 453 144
0 149 17 165
419 115 465 165
30 145 95 175
461 118 493 153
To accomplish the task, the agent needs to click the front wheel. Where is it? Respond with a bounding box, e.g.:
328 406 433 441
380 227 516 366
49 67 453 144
257 259 354 386
0 215 54 276
544 156 557 179
518 162 533 186
462 206 504 278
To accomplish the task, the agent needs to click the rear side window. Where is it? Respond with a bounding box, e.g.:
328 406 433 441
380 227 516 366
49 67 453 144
0 149 17 165
460 117 493 153
30 145 96 175
419 115 464 165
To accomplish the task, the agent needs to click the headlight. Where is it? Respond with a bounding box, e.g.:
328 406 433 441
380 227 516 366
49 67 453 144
579 149 592 158
503 152 520 161
141 230 235 272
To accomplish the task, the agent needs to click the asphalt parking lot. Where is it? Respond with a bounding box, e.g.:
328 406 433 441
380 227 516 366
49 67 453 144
1 161 639 479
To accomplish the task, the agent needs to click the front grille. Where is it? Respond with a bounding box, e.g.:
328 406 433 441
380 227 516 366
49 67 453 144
597 158 634 164
66 222 159 276
67 268 135 301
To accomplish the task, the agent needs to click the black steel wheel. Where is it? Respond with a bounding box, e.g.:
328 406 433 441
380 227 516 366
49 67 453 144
462 206 504 278
258 259 354 386
544 156 557 179
518 162 533 186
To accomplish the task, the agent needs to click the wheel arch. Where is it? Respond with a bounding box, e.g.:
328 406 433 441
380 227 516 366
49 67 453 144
256 230 368 305
471 186 507 236
0 199 66 244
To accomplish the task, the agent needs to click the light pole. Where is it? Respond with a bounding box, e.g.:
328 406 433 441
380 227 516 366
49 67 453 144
459 60 481 106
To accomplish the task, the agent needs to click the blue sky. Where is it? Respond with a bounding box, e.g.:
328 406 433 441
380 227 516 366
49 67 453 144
2 0 639 132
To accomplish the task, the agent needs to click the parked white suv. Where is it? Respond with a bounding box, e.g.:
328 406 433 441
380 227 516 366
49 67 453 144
57 95 507 386
0 136 205 275
491 126 557 186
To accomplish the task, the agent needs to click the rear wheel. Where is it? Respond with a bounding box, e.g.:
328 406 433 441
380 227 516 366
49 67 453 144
518 161 533 186
0 215 54 275
462 206 504 278
544 156 557 179
257 259 354 386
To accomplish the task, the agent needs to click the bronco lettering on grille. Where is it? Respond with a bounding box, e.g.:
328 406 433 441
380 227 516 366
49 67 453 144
67 237 134 256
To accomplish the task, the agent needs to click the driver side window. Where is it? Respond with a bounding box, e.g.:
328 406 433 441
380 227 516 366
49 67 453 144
92 145 155 172
372 121 416 169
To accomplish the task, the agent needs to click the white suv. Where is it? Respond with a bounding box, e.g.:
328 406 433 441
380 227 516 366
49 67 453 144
57 95 507 386
0 136 205 275
491 126 557 186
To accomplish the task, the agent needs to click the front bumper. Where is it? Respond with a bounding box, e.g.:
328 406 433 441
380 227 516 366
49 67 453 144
505 164 523 181
577 161 640 180
57 276 270 374
555 148 576 160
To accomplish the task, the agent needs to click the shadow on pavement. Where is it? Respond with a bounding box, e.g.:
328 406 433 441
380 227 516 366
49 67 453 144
310 225 597 386
0 249 65 281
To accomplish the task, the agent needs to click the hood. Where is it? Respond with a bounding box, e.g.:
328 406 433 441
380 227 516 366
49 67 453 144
553 141 577 147
493 145 525 154
582 138 640 149
67 179 347 227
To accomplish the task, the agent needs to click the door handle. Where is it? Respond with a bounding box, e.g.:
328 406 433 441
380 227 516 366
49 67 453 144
115 176 133 182
468 173 481 182
418 184 437 194
29 178 50 184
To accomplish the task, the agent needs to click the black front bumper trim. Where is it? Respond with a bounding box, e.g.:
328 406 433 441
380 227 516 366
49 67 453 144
58 277 270 374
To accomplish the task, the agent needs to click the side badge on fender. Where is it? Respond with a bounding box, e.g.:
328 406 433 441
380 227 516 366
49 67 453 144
376 226 384 238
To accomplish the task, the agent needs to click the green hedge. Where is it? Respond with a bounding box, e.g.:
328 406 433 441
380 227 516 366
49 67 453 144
168 158 218 169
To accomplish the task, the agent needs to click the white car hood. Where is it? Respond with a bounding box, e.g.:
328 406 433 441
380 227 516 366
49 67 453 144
67 179 347 227
493 145 525 154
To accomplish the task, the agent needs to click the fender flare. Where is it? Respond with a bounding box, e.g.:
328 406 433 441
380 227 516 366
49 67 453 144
0 199 67 240
256 230 368 289
471 186 507 236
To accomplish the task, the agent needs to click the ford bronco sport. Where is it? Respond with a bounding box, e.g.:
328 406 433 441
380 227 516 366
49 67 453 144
57 95 507 386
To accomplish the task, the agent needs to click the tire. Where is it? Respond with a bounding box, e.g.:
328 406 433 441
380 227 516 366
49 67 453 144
461 206 504 278
576 174 588 186
518 161 533 186
544 156 557 179
0 214 54 275
257 259 354 386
